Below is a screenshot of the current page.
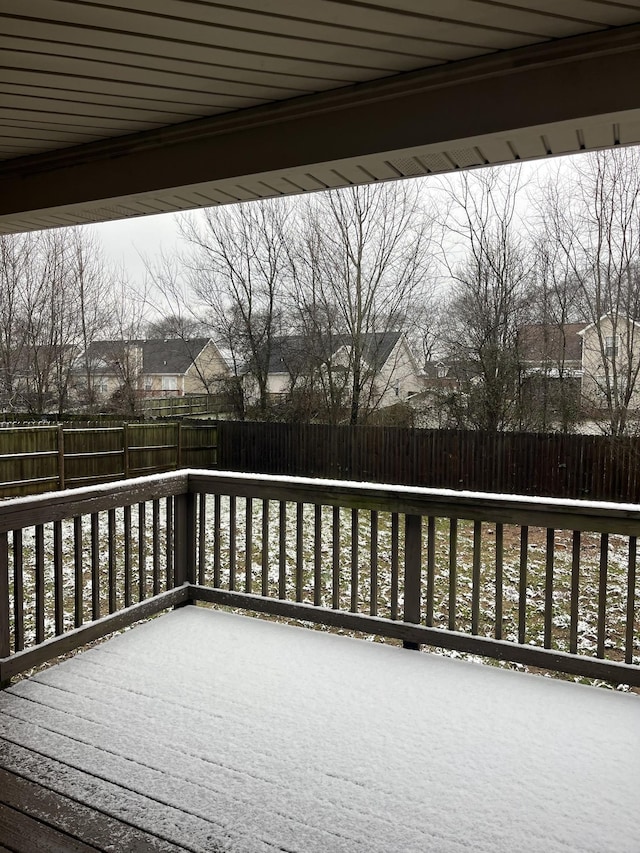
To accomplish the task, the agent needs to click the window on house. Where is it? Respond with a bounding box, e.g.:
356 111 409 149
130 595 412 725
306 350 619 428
605 335 619 358
162 376 178 392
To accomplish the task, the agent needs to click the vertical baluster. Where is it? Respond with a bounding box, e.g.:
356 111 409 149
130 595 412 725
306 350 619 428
495 523 503 640
13 530 24 650
165 496 173 589
626 535 637 665
152 499 160 596
261 499 269 597
228 495 237 591
448 518 458 631
0 532 10 659
91 513 100 620
213 493 221 588
597 532 608 658
332 505 340 609
544 528 555 649
53 522 63 635
198 493 206 586
426 516 435 627
73 517 83 628
173 491 195 587
35 524 45 642
108 508 116 613
350 508 358 613
138 502 146 601
123 506 131 606
278 501 286 599
570 531 581 655
296 502 304 602
390 512 399 620
472 520 481 635
518 526 528 644
403 514 421 649
370 510 378 617
246 497 253 594
314 504 322 607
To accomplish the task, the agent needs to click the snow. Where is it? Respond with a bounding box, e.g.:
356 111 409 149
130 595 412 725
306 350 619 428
1 607 638 852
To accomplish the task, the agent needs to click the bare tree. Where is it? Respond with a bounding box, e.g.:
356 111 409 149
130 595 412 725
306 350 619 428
179 199 292 417
288 182 435 424
541 149 640 435
0 232 33 409
436 166 535 431
0 227 113 414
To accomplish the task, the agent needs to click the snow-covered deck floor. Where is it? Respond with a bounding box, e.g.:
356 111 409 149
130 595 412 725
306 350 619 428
1 607 639 853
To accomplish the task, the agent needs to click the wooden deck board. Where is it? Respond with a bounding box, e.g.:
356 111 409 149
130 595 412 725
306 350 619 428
0 607 639 852
0 767 182 852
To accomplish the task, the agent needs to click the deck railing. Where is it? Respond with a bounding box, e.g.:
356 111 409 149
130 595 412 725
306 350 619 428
1 470 639 686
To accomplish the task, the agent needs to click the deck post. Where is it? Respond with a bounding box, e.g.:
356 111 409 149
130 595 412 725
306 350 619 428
0 531 11 686
174 489 196 606
403 514 422 650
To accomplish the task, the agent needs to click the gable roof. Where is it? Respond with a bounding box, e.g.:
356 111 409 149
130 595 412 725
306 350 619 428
88 338 211 375
142 338 211 374
267 332 403 375
576 314 640 336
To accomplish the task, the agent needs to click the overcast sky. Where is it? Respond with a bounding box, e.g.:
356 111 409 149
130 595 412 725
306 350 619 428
84 209 183 285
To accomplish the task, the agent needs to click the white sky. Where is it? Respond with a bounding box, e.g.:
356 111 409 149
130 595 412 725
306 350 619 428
84 210 183 285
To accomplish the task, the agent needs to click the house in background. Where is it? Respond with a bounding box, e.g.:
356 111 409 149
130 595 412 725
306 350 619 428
78 338 229 406
518 322 586 378
578 314 640 410
264 331 424 412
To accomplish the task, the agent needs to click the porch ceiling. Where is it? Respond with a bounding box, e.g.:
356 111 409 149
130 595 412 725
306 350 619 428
2 2 640 233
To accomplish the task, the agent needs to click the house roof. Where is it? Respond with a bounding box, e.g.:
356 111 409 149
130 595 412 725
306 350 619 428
2 6 640 233
88 338 211 374
267 331 403 374
519 323 587 363
142 338 211 374
576 313 640 335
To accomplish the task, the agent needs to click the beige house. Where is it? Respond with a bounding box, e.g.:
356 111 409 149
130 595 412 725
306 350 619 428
82 338 229 403
578 315 640 409
265 332 424 409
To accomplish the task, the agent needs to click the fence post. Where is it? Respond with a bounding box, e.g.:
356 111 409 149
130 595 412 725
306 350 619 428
57 425 65 491
123 423 130 479
174 487 196 605
403 514 422 650
177 422 183 469
0 531 10 685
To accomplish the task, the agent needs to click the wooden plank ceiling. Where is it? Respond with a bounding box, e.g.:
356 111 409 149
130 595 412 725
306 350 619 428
1 1 640 232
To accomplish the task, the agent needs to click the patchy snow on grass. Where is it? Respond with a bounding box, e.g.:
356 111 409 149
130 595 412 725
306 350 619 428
6 492 640 682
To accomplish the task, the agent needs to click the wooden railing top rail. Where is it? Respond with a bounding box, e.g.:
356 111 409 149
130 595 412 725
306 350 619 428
0 471 188 532
188 469 640 534
2 467 640 534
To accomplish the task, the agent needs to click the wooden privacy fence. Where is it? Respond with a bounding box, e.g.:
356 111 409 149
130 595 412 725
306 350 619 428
216 422 640 503
4 419 640 502
0 423 217 496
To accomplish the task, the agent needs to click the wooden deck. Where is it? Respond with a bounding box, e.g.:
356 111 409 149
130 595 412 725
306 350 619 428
1 607 639 853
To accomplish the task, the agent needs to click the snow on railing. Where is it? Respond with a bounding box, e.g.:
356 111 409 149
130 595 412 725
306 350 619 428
1 470 639 686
